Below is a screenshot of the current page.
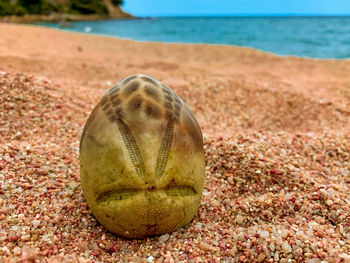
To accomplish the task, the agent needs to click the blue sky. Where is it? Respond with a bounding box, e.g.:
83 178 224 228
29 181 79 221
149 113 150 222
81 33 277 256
123 0 350 16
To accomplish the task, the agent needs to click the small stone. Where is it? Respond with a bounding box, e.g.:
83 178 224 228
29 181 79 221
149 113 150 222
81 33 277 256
21 246 36 262
69 182 78 191
13 246 21 255
274 252 279 261
223 198 231 206
21 234 31 241
14 131 21 139
2 246 10 256
229 246 237 257
199 242 213 251
227 177 234 185
105 242 113 250
326 199 333 206
236 215 244 224
194 222 202 230
158 234 170 244
53 215 62 224
257 253 266 262
212 200 220 206
257 230 269 238
308 221 319 230
48 256 63 263
147 256 154 262
281 229 288 238
282 242 292 253
32 219 40 228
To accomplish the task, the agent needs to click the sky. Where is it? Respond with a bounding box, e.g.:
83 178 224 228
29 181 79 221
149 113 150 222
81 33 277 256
123 0 350 16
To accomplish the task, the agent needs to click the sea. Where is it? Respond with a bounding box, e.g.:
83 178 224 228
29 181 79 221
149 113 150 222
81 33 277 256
38 16 350 59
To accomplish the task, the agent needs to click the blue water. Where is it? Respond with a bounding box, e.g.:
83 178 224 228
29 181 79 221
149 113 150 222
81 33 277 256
39 16 350 59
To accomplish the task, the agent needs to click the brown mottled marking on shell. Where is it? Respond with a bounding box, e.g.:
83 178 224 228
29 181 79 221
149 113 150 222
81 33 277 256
101 96 108 106
165 111 173 120
106 108 114 117
110 93 120 101
109 86 120 96
99 75 202 177
127 95 143 112
144 102 161 119
164 94 173 102
123 81 140 97
174 103 181 111
144 85 161 101
107 114 116 122
102 102 111 111
115 107 123 117
164 101 173 111
112 98 122 107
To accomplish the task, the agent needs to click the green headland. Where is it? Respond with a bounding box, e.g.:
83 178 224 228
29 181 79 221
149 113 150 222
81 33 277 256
0 0 133 22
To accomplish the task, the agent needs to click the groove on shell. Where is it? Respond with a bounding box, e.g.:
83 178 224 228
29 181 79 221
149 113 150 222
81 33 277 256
115 117 145 180
155 118 175 179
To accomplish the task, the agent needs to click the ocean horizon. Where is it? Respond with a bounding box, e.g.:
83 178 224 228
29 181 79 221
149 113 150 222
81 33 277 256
38 16 350 59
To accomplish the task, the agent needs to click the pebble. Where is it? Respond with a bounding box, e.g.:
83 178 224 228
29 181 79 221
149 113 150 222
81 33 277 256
32 219 40 228
326 199 333 206
147 256 155 262
69 182 78 190
257 253 266 262
307 259 320 263
194 222 202 230
21 234 31 241
199 242 213 251
158 234 170 244
21 246 36 261
236 215 244 224
282 242 292 253
281 229 288 238
257 230 269 238
274 252 280 261
13 246 21 256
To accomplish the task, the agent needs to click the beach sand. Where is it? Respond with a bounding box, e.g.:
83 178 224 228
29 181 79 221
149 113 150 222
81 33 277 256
0 23 349 262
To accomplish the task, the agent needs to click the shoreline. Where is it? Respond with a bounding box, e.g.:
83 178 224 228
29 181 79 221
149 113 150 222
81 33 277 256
39 25 350 61
42 29 348 61
5 21 350 63
25 18 350 61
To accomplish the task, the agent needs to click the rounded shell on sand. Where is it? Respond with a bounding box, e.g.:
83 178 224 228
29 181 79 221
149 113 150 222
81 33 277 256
79 75 205 238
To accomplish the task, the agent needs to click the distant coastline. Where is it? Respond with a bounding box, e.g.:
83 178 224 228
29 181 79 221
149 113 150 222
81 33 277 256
1 11 133 24
1 7 133 23
136 14 350 18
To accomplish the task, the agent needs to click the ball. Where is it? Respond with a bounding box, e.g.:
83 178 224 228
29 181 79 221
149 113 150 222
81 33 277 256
79 75 205 238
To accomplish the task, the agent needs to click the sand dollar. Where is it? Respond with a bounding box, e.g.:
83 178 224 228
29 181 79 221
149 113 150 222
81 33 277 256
79 75 205 238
